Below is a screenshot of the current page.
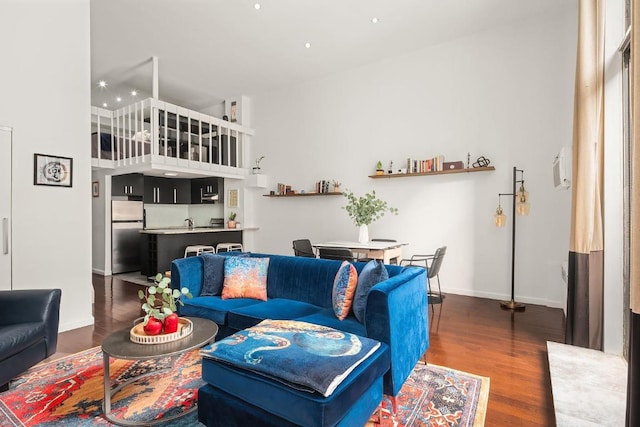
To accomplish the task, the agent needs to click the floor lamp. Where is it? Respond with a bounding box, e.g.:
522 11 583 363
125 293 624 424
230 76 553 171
494 166 530 311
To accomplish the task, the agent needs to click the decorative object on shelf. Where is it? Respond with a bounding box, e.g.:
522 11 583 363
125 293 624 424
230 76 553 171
137 273 192 337
252 155 265 174
343 190 398 243
473 156 491 168
443 161 464 170
332 180 342 192
92 181 99 197
376 161 384 175
228 211 237 228
467 152 471 169
34 153 73 188
388 161 393 174
494 167 530 312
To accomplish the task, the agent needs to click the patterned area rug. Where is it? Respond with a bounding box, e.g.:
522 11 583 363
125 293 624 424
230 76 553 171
372 363 490 427
0 348 489 427
0 347 203 426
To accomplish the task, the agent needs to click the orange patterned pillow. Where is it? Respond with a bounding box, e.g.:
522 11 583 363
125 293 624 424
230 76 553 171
221 257 269 301
332 261 358 320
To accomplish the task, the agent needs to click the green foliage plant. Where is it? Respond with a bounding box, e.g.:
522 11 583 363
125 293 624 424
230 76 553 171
138 273 192 324
342 189 398 226
228 211 237 220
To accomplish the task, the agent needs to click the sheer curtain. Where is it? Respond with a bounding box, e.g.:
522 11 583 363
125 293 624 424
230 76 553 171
565 0 605 350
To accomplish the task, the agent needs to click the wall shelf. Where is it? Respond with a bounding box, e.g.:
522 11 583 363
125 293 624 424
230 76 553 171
368 166 495 178
263 192 343 198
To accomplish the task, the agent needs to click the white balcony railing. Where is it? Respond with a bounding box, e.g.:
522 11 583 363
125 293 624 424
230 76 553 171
91 98 254 178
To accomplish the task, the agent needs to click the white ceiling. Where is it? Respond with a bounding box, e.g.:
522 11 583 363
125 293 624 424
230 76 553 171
91 0 574 112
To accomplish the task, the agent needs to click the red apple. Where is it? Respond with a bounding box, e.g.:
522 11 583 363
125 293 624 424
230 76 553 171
164 313 179 333
143 316 163 335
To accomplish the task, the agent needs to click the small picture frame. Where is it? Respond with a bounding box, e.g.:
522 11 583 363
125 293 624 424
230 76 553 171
227 189 239 208
230 101 237 123
34 153 73 187
92 181 100 197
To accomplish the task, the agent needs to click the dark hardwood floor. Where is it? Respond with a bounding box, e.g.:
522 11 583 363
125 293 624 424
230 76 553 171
57 274 565 426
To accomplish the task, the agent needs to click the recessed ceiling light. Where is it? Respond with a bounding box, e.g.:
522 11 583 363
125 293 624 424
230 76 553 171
254 3 260 10
102 102 108 107
164 172 178 177
98 80 107 88
131 90 137 96
116 96 122 102
371 17 379 24
305 42 311 49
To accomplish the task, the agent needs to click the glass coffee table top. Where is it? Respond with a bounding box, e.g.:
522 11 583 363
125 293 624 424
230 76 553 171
102 316 218 359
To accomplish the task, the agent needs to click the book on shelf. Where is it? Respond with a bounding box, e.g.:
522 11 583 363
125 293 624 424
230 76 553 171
406 155 445 173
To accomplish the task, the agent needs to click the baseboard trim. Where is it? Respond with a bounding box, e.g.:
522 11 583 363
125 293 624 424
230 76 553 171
442 288 564 309
59 317 94 333
92 268 106 275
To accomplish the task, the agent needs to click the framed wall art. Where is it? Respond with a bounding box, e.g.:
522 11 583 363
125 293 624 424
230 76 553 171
34 153 73 187
92 181 100 197
227 189 239 208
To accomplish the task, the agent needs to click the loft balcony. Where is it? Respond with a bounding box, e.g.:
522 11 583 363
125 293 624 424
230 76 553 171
91 98 254 179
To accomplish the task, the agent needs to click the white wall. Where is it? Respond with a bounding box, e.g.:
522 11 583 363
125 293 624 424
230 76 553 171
249 7 577 307
0 0 93 331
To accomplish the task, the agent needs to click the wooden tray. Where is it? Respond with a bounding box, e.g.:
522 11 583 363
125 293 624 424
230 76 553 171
130 317 193 344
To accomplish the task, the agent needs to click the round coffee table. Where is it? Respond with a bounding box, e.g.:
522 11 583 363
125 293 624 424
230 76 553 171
101 316 218 426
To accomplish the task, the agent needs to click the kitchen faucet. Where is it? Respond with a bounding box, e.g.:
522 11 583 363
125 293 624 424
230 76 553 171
185 217 194 228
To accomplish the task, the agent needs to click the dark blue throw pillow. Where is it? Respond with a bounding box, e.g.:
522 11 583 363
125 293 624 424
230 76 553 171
200 253 226 296
353 260 389 323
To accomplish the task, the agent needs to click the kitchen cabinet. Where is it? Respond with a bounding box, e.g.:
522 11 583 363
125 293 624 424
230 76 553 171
191 177 223 204
144 177 190 204
112 173 144 197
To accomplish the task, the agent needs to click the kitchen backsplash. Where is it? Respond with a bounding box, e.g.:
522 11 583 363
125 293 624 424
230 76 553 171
144 204 224 229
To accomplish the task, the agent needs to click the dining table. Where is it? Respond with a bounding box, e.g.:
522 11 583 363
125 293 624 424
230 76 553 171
313 240 407 265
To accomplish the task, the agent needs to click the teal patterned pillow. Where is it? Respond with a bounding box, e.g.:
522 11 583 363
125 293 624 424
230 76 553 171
332 261 358 320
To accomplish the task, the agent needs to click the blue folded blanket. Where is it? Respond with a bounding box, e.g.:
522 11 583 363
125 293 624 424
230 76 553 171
200 319 380 397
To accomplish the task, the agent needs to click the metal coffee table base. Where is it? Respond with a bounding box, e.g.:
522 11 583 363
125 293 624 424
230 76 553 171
102 354 191 426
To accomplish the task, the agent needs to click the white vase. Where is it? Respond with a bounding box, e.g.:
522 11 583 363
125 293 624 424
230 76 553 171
358 224 369 243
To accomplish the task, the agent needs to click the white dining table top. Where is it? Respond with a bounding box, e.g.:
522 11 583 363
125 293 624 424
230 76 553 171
313 240 407 250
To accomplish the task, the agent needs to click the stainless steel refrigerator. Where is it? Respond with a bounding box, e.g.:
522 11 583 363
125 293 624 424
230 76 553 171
111 200 144 274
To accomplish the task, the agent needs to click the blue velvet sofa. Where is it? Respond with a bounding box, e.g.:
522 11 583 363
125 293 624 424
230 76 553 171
171 253 429 398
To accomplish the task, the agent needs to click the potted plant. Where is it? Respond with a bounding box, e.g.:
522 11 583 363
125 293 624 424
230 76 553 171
332 180 342 193
228 211 237 228
342 190 398 243
252 155 265 174
138 273 192 335
376 161 384 176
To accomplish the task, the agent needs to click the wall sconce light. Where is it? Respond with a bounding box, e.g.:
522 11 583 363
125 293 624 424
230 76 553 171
494 166 530 311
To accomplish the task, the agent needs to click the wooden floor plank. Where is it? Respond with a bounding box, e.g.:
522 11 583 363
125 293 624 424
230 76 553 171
55 275 564 425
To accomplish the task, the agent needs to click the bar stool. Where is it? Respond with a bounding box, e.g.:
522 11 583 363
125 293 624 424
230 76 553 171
184 245 216 257
216 243 243 253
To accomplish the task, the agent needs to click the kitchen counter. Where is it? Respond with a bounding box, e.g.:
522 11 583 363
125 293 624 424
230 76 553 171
140 229 243 276
141 227 243 235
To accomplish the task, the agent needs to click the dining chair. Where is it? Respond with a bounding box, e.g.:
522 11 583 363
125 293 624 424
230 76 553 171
318 247 356 262
292 239 316 258
400 246 447 307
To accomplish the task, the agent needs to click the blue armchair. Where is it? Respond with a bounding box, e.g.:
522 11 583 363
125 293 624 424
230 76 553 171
0 289 62 390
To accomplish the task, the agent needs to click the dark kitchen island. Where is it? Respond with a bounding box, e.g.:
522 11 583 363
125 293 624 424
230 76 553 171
140 228 243 276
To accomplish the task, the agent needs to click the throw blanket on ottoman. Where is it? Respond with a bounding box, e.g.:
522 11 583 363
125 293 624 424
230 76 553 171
200 319 381 397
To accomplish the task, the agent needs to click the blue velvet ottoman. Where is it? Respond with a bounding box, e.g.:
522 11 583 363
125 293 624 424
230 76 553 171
198 343 390 427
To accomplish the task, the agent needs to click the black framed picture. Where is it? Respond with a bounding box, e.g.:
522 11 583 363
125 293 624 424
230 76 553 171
34 153 73 187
